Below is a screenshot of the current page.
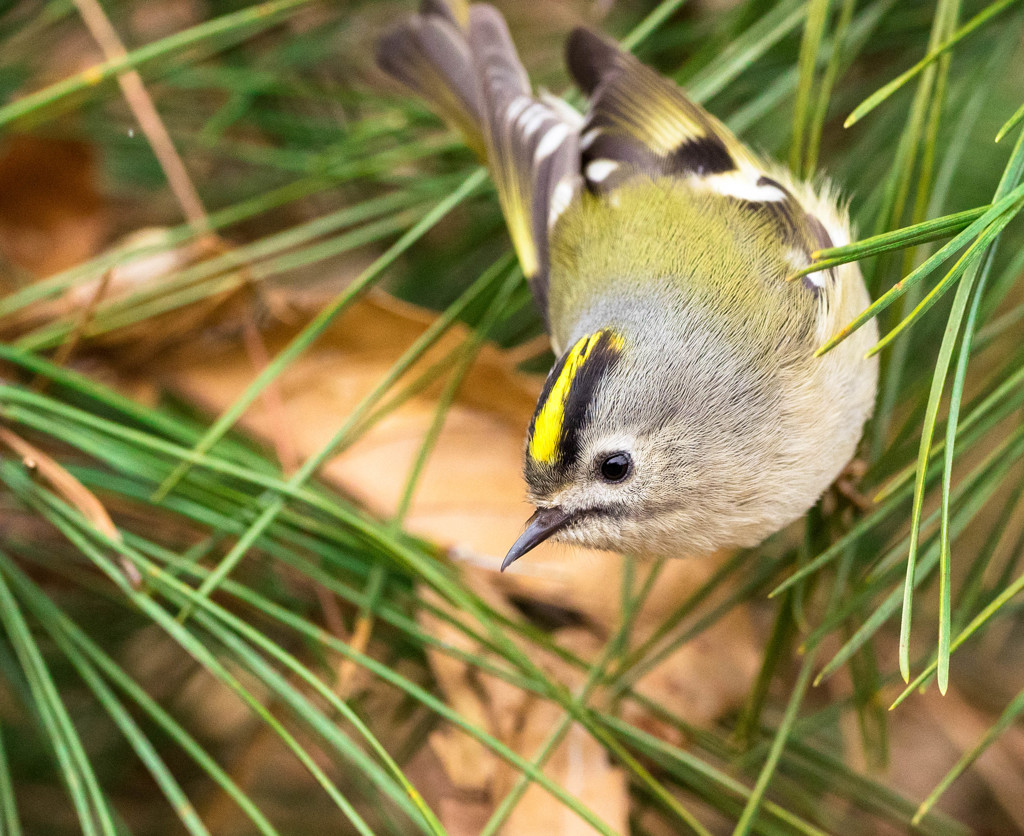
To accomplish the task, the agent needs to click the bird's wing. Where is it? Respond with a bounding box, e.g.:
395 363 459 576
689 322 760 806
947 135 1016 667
565 27 835 284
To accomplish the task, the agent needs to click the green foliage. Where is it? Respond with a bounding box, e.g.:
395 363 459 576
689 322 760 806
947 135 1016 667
1 0 1023 833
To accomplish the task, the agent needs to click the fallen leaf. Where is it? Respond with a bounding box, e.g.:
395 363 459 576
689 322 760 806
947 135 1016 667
1 227 262 365
141 288 760 834
418 578 630 836
157 290 544 563
0 136 108 278
626 605 761 738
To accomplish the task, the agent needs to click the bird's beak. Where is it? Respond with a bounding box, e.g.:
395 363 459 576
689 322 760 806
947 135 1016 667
501 506 571 572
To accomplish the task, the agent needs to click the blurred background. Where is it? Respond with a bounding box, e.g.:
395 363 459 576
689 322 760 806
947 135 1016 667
0 0 1023 833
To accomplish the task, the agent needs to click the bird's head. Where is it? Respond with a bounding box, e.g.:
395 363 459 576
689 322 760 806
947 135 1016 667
501 299 869 570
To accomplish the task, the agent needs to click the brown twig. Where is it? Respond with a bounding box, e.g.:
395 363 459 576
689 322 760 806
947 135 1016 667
71 0 210 236
31 267 115 393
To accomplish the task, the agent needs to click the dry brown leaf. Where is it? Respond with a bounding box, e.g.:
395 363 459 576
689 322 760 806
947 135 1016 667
503 688 630 836
156 290 544 561
147 289 760 834
0 136 108 278
1 227 266 365
416 580 536 795
418 578 630 836
496 624 630 836
625 606 760 738
74 231 257 360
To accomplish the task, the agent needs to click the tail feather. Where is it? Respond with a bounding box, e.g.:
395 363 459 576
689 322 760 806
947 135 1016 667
377 1 582 317
467 6 529 101
375 10 484 156
421 0 467 26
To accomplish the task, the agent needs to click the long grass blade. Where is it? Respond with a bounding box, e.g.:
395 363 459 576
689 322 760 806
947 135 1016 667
0 721 22 836
790 0 833 175
901 126 1024 686
817 423 1024 684
995 99 1024 143
914 685 1024 824
0 0 318 129
788 205 986 281
153 167 486 498
866 212 1015 356
893 554 1024 710
16 573 282 835
732 648 819 836
0 571 114 836
803 0 857 174
844 0 1022 127
815 182 1024 355
15 495 379 836
2 563 211 836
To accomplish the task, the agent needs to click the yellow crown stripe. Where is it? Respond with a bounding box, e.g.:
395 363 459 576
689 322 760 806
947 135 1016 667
529 330 624 464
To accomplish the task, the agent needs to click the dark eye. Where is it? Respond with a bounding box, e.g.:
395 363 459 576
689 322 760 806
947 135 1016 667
599 453 632 483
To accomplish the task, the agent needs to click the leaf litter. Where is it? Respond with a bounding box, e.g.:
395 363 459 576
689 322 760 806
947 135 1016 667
149 287 760 833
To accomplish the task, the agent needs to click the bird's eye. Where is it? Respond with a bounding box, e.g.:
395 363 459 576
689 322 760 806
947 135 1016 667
599 453 632 483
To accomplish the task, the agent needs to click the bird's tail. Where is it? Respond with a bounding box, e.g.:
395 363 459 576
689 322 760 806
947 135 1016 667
376 1 581 310
375 1 486 156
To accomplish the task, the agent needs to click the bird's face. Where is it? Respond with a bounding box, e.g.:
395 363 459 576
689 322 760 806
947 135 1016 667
506 420 703 569
503 324 733 569
502 313 832 570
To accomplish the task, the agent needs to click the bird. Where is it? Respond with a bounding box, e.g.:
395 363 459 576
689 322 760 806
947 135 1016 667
376 0 878 571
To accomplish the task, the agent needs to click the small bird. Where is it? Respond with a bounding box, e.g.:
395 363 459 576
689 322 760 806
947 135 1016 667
377 1 878 571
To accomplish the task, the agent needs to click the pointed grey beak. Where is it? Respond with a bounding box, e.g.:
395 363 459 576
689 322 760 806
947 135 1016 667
501 507 571 572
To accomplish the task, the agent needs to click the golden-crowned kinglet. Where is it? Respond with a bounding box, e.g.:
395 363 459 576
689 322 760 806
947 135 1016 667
377 1 878 570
